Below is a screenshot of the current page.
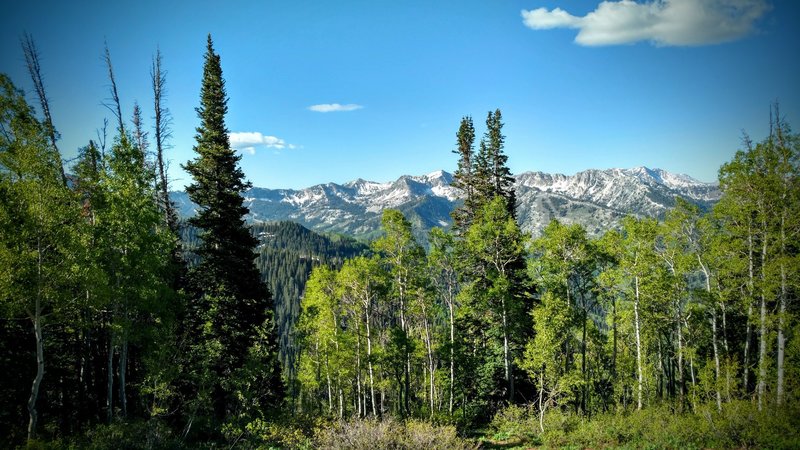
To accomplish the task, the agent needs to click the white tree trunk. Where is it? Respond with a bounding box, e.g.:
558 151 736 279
676 306 684 409
364 306 377 417
27 312 45 440
776 221 787 406
502 295 513 401
448 298 455 415
757 232 767 411
423 310 435 417
699 257 722 411
710 312 722 411
743 222 755 392
634 276 643 411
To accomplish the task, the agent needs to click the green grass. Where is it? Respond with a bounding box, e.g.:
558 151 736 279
480 401 800 449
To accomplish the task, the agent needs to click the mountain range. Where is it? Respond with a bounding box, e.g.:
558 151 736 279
171 166 721 239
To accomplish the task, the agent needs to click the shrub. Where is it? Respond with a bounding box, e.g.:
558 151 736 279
78 419 181 450
313 417 472 450
487 404 538 443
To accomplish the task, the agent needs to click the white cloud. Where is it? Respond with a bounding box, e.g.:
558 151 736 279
228 131 296 154
308 103 364 113
521 0 770 46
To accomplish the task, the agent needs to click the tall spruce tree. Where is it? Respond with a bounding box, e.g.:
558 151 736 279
484 109 515 217
451 116 476 231
182 35 282 422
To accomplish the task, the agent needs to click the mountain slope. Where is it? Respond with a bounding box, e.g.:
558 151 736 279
172 167 720 238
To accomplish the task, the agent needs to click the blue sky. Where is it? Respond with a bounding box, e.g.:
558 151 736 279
1 0 798 189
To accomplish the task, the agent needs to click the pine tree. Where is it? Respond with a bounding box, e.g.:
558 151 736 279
455 109 516 221
451 116 476 231
182 34 282 423
484 109 515 217
464 197 529 403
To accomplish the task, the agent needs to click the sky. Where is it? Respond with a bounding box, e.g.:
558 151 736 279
1 0 798 189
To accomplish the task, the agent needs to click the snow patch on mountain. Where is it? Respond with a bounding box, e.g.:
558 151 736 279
172 166 720 239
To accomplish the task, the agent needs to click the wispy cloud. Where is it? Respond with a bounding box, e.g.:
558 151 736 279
308 103 364 113
229 131 296 154
521 0 770 46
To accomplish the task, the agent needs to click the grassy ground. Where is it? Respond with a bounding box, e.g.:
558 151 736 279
17 401 800 449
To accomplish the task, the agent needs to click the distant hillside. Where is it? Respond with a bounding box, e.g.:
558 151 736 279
178 220 367 379
172 166 720 239
252 222 368 380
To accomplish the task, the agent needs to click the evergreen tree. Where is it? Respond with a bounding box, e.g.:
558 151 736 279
453 109 516 222
451 116 476 231
463 197 529 405
484 109 515 216
182 35 282 424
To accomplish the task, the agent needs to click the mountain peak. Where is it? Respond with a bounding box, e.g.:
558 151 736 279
173 166 720 239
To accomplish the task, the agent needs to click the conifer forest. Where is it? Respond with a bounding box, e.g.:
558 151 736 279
1 35 799 449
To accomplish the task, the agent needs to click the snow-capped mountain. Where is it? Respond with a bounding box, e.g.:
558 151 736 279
171 167 720 239
515 167 720 236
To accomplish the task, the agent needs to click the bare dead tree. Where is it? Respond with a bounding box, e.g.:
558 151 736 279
21 32 67 185
102 42 125 135
151 48 176 229
96 118 109 160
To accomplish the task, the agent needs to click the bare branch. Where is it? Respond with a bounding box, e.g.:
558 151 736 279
102 41 125 135
151 48 176 229
21 32 67 185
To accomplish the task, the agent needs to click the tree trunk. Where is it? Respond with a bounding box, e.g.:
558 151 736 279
338 387 344 419
612 297 617 378
634 276 643 411
118 338 128 418
501 295 513 401
689 353 696 412
355 321 362 417
538 371 545 434
757 230 767 411
743 297 753 394
448 298 455 415
107 333 114 423
776 228 787 406
710 312 722 411
699 257 722 411
423 311 435 418
151 50 175 229
324 343 333 412
364 306 377 417
398 275 411 416
743 221 755 393
27 312 45 440
582 298 588 415
676 304 684 410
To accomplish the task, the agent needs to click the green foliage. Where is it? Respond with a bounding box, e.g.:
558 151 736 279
483 401 800 449
487 404 539 443
77 419 179 450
